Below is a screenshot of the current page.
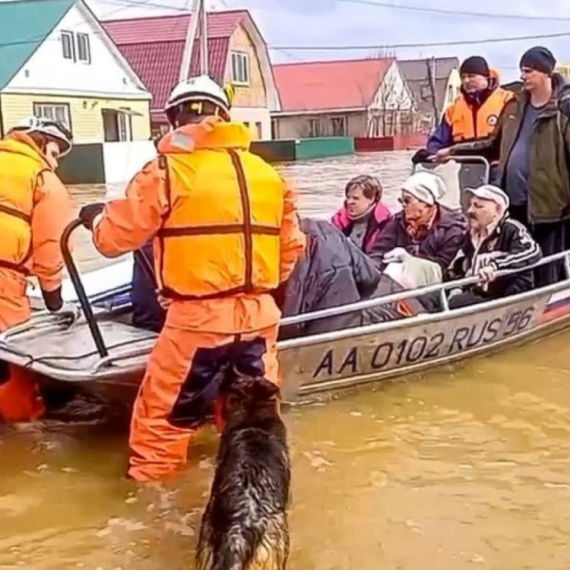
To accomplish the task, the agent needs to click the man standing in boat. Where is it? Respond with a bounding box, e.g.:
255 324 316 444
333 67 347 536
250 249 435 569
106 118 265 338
78 75 305 482
450 47 570 286
413 56 513 189
0 117 78 422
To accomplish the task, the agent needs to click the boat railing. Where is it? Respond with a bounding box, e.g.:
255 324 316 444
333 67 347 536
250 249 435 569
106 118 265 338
87 250 570 374
1 220 568 375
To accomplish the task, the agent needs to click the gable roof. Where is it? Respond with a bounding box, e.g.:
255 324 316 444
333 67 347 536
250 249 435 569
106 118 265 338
0 0 75 90
273 57 393 114
103 11 247 112
398 57 459 116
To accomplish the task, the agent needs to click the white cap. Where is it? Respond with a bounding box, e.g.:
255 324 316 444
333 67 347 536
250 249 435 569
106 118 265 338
164 75 230 122
401 171 446 205
465 184 510 210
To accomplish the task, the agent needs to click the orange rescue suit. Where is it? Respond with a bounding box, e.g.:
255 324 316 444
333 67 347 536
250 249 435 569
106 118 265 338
158 146 284 299
445 85 512 143
0 132 74 421
91 116 305 481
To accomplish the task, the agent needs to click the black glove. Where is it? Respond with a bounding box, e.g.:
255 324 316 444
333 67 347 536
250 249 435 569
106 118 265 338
411 148 431 165
79 203 105 230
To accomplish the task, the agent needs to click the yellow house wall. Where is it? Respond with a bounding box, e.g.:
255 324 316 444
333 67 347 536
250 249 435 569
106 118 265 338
0 93 151 143
225 25 267 108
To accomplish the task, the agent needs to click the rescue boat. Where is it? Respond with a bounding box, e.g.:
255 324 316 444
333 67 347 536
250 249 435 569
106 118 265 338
2 157 569 406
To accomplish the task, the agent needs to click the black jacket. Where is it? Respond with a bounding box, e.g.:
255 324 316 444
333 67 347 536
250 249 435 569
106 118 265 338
279 219 382 338
278 218 426 339
449 216 542 297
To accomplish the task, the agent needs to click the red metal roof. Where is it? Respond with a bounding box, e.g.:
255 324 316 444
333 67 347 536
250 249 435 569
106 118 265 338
274 57 394 113
102 11 247 112
103 10 247 44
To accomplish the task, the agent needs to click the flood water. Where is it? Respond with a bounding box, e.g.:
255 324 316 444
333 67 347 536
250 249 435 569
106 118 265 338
2 151 570 569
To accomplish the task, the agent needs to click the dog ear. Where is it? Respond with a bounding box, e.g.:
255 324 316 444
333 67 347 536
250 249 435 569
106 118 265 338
228 375 280 402
249 377 280 401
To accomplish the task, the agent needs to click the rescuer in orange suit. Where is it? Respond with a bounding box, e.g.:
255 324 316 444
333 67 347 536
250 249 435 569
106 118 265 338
78 75 306 482
0 117 79 422
412 56 513 190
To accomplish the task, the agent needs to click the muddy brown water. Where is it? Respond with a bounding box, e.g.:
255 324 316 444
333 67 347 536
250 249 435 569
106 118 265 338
2 151 570 569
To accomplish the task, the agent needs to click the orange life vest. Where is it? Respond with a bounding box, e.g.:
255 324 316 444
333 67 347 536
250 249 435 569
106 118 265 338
0 137 48 274
156 138 285 299
445 87 512 143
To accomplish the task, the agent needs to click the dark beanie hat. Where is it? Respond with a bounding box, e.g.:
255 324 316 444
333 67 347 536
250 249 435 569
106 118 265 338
460 56 490 77
520 46 556 75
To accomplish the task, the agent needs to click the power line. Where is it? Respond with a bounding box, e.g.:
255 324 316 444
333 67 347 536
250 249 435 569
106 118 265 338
272 30 570 51
335 0 570 22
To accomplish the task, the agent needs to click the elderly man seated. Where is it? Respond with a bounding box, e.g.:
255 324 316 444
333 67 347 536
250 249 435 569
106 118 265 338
448 184 542 308
369 171 467 290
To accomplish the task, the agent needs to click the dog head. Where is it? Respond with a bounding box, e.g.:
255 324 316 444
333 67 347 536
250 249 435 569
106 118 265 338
221 373 281 424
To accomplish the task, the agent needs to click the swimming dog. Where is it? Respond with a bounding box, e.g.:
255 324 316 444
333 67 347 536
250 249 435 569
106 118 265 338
196 374 291 570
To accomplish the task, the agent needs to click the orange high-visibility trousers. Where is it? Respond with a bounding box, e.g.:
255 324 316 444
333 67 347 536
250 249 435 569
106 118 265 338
0 271 44 422
128 323 279 482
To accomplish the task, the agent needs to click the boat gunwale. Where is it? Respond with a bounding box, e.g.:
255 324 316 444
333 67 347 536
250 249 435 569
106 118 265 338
0 251 569 382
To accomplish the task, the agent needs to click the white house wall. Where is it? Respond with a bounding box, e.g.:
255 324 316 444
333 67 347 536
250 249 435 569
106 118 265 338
5 2 149 99
371 62 414 111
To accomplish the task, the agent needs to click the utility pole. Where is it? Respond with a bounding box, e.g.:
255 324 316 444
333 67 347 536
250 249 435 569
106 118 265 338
426 56 438 128
179 0 209 82
199 0 208 75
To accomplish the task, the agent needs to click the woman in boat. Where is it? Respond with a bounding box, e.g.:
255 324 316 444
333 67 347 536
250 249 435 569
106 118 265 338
331 174 392 253
447 184 541 308
0 117 78 422
277 218 425 339
369 171 467 288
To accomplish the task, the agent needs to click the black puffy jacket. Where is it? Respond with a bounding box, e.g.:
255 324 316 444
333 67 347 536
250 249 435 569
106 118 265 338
278 218 414 339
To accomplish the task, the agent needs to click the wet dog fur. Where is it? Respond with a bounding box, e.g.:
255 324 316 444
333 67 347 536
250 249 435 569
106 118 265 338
196 374 291 570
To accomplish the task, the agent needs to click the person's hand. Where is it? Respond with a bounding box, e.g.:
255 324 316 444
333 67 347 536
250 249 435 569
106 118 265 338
78 203 105 231
50 302 81 324
157 292 172 310
384 247 411 264
478 265 497 284
434 148 452 163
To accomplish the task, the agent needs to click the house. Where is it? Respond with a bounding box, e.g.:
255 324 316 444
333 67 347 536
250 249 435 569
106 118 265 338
0 0 152 144
397 57 460 133
103 10 280 140
271 57 414 140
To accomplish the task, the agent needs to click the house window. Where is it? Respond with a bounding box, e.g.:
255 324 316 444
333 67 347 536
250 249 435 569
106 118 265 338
330 116 347 136
61 31 75 61
308 118 321 138
102 109 133 142
255 122 262 140
77 33 91 64
231 52 250 85
33 103 71 130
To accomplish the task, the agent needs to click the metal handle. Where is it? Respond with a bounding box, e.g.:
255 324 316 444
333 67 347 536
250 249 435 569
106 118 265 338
60 219 108 357
414 155 491 185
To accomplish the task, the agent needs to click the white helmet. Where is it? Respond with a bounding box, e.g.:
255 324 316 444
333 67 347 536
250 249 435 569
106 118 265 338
10 116 72 156
164 75 231 125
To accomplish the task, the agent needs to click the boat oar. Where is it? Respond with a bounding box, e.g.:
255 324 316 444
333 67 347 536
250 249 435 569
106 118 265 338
60 219 109 358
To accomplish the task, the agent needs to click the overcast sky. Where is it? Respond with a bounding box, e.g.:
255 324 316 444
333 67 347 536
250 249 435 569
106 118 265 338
91 0 570 81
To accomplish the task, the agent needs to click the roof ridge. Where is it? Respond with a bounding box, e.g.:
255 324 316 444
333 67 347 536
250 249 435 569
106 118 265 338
273 56 394 68
102 8 248 23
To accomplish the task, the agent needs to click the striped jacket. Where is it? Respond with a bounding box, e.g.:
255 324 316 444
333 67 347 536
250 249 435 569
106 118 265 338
449 217 542 297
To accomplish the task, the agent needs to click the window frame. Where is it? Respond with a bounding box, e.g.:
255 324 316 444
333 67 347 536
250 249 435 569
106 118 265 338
230 51 250 86
61 30 75 62
76 32 91 65
32 102 72 132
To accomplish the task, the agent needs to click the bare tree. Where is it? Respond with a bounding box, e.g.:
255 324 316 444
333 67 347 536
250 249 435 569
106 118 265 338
366 66 412 137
